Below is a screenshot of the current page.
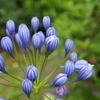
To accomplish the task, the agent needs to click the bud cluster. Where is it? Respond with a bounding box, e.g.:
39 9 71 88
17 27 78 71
0 16 94 100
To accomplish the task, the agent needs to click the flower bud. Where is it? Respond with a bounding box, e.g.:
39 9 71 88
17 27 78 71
65 39 74 56
43 16 50 30
26 65 38 83
1 36 14 58
64 61 75 77
54 85 67 98
0 98 6 100
73 64 94 82
0 54 7 74
15 33 26 55
6 20 15 41
21 79 33 98
45 35 59 57
51 73 68 87
75 60 88 72
18 24 31 51
31 17 39 33
32 33 41 54
70 52 78 63
46 27 56 37
54 98 62 100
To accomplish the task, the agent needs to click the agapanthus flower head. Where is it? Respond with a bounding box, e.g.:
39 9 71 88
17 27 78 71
31 17 39 33
64 60 75 77
15 33 26 55
46 27 56 37
75 60 88 72
65 39 74 57
6 20 15 41
51 73 68 87
54 98 62 100
70 52 78 63
45 35 59 57
54 85 67 98
0 54 7 74
18 24 31 51
43 16 50 30
1 36 14 58
73 64 94 82
21 79 33 98
26 65 38 83
0 98 6 100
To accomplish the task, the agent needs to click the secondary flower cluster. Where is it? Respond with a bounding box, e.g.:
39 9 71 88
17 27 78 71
0 16 94 100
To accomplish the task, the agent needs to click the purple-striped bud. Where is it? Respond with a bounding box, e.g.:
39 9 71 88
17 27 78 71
51 73 68 87
32 31 45 54
65 39 74 56
0 54 7 74
45 35 59 57
70 52 78 63
43 16 50 30
73 64 94 82
26 65 38 83
31 17 39 33
18 24 31 51
54 98 62 100
46 27 56 37
6 20 15 41
0 98 6 100
64 61 75 77
37 31 45 46
21 79 33 98
15 33 26 55
54 85 67 98
75 60 88 72
1 36 14 58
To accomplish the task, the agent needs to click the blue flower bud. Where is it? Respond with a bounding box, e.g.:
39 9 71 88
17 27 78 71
70 52 78 63
45 35 59 57
1 36 14 58
6 20 15 41
65 39 74 56
31 17 39 33
26 65 38 83
46 27 56 37
18 24 31 51
15 33 26 55
54 85 67 98
54 98 62 100
51 73 68 87
73 64 94 82
21 79 33 98
43 16 50 30
75 60 88 72
0 98 6 100
64 61 75 77
0 54 7 74
37 31 45 47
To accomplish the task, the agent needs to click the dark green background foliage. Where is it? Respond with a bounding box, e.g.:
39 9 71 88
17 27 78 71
0 0 100 99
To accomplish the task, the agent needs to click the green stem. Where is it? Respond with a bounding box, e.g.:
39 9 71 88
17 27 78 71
7 73 23 82
9 93 25 100
39 57 66 86
13 42 25 72
40 86 56 90
39 57 48 81
0 82 20 88
40 91 52 100
0 77 20 85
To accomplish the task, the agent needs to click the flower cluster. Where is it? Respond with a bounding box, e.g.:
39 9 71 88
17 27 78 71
0 16 94 100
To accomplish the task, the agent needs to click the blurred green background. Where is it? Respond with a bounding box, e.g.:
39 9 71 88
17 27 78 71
0 0 100 100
